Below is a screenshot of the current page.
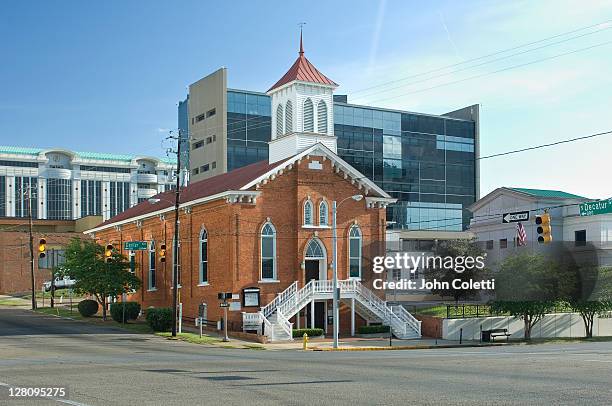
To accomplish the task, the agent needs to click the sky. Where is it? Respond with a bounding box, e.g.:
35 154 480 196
1 0 611 199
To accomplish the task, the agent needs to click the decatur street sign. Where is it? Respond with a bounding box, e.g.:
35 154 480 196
580 199 612 216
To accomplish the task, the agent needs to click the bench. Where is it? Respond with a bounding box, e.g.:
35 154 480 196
482 328 511 342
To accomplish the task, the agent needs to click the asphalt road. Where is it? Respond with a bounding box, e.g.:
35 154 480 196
0 308 611 406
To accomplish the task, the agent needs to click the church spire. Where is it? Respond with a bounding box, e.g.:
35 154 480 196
299 25 304 56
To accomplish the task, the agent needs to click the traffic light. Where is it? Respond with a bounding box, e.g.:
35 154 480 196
159 244 166 263
535 213 552 244
38 238 47 259
105 243 114 262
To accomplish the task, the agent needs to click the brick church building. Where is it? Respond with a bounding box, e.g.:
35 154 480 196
85 37 421 340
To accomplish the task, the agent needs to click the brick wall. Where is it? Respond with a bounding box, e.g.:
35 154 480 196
94 156 388 335
0 231 83 294
416 315 443 338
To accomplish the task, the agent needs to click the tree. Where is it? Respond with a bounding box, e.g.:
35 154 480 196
490 253 575 340
61 238 141 320
567 267 612 338
425 239 490 304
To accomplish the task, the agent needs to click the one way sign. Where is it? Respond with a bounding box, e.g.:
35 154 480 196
502 211 529 223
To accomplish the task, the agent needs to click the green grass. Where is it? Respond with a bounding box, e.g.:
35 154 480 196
0 297 31 306
34 307 153 333
415 305 448 318
35 306 83 319
157 332 221 345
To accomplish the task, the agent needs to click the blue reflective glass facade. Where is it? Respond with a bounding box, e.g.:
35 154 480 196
226 90 271 171
178 97 190 171
214 89 477 231
334 104 476 231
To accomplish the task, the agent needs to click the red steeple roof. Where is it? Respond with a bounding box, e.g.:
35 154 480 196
267 32 338 92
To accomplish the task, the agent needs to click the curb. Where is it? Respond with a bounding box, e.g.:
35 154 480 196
309 343 507 351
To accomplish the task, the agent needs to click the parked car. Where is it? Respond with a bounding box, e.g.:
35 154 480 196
43 277 76 292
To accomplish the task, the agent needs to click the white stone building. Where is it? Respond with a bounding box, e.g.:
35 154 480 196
0 146 176 221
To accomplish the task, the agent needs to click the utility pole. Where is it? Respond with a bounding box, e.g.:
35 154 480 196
27 186 37 310
167 130 182 338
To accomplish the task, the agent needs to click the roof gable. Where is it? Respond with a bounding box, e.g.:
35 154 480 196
85 143 393 234
469 187 588 213
509 188 586 199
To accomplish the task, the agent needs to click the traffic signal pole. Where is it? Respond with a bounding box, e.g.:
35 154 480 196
27 187 37 310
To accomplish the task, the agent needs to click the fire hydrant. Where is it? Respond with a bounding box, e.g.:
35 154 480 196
303 333 309 350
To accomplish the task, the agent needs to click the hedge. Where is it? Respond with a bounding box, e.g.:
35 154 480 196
77 299 99 317
358 325 390 334
292 328 324 338
110 302 141 323
146 307 173 332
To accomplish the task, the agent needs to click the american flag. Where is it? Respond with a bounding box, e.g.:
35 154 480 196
516 222 527 246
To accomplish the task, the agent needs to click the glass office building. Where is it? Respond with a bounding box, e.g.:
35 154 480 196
334 103 476 231
181 87 477 231
226 89 272 171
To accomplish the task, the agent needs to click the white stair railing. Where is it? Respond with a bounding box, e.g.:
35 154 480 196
277 279 314 319
351 280 411 337
249 278 421 340
261 312 275 341
391 304 422 336
276 309 293 340
261 281 298 319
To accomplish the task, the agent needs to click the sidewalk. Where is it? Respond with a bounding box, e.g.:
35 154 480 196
260 335 501 351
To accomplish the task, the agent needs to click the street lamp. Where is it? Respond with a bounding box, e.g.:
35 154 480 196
332 194 363 349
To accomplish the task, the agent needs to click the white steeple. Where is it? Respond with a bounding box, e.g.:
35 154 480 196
267 31 339 163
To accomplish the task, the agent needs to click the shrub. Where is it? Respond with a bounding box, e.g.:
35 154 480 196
77 299 99 317
358 325 390 334
110 302 141 323
146 307 173 332
292 328 324 338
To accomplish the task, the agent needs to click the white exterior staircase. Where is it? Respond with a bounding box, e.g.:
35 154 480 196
242 279 421 341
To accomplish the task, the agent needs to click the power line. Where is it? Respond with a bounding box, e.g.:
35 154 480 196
349 19 612 95
479 130 612 160
366 40 612 104
351 25 612 101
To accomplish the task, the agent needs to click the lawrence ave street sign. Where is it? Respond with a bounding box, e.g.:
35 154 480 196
580 199 612 216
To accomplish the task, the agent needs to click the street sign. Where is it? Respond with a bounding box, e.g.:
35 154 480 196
123 241 148 250
580 199 612 216
220 303 230 308
502 211 529 223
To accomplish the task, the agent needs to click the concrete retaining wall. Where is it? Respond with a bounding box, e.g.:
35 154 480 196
443 312 612 340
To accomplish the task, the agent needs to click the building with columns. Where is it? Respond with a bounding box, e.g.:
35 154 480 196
0 146 177 222
86 40 422 341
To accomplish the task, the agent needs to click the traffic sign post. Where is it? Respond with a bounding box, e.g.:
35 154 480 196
123 241 149 251
502 211 529 223
218 292 232 342
580 199 612 216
